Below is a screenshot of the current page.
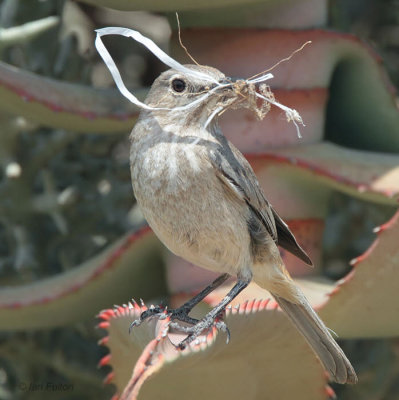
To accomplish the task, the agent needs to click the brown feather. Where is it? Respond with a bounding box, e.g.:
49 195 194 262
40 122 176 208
273 293 358 384
209 133 312 266
272 208 313 265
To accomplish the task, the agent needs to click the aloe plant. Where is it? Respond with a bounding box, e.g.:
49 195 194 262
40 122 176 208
98 202 399 398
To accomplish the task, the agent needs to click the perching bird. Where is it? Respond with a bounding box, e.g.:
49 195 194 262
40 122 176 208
129 64 357 385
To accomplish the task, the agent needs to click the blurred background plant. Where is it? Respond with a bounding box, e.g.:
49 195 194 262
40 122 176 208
0 0 398 399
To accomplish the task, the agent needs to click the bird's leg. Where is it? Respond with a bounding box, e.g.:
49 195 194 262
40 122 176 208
129 273 230 331
177 277 250 349
169 273 230 322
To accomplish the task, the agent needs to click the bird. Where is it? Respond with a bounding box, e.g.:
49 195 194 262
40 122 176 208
129 64 357 385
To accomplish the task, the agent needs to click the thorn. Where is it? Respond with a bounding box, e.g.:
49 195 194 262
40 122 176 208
98 336 109 346
97 321 110 330
97 310 113 320
325 385 337 399
98 354 111 368
260 299 269 310
349 257 358 266
253 298 261 312
246 299 255 313
103 372 114 385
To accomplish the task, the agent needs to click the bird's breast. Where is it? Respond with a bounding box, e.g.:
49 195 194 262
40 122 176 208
129 128 251 274
131 138 205 197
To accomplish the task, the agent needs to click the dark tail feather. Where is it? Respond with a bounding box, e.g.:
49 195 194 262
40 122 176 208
273 294 358 384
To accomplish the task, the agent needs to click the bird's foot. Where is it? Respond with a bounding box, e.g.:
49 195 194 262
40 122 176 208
172 312 230 350
129 304 199 332
129 304 230 348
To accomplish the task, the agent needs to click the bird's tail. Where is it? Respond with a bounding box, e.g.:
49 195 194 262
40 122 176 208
272 292 358 384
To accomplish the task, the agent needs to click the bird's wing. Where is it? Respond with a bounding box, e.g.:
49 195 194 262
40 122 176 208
270 207 312 265
209 141 312 266
209 144 277 241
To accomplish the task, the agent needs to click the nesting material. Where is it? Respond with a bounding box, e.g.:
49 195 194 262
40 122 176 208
95 27 305 138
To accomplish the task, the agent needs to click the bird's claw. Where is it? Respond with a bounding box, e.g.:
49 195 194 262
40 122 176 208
215 320 231 344
176 315 230 350
129 305 165 333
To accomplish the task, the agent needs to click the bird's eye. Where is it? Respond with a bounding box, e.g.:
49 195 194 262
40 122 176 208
171 78 186 93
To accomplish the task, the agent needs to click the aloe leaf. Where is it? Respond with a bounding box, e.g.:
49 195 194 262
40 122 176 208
249 142 399 206
98 292 334 400
320 209 399 338
0 227 165 330
0 61 142 133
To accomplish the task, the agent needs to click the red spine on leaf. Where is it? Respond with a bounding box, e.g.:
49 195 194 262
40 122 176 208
97 321 110 330
98 354 111 368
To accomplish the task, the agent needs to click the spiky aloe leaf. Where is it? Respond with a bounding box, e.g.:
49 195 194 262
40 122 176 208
0 227 165 330
0 61 141 133
76 0 327 26
249 142 399 206
320 209 399 338
98 293 335 400
97 209 399 399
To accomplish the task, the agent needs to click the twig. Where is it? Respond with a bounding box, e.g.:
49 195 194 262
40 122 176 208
248 41 312 81
176 12 200 66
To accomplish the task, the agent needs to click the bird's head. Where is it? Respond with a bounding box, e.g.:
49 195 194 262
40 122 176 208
144 64 240 127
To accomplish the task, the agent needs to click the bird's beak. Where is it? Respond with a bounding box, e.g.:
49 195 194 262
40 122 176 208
218 77 236 90
220 77 240 83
